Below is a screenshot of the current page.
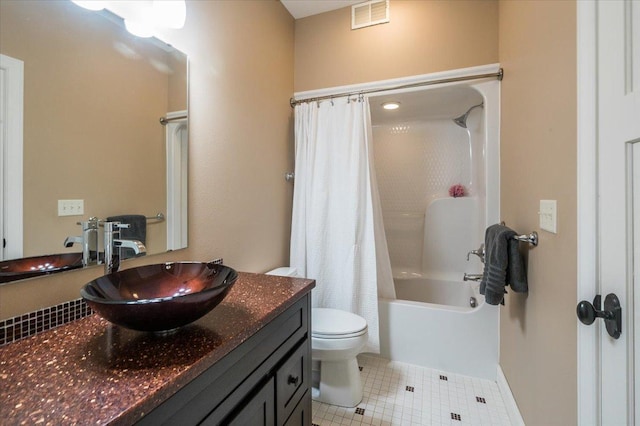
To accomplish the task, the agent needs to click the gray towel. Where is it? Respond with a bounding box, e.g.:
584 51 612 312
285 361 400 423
480 224 528 305
106 214 147 260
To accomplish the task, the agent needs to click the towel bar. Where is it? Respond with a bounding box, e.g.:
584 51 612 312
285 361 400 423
87 213 165 226
513 231 538 246
146 213 165 222
500 222 538 246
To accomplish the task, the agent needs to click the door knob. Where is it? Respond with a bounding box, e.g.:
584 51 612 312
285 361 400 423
576 293 622 339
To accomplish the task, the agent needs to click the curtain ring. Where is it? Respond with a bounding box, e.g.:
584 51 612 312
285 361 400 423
330 96 334 106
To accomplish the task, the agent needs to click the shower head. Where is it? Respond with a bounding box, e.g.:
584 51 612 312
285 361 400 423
453 103 484 128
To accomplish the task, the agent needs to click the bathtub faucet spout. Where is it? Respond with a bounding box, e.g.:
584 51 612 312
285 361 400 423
463 273 483 282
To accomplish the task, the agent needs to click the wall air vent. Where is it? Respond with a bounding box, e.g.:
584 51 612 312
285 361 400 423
352 0 389 30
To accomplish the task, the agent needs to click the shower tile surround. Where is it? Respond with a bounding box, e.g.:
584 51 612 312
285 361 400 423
312 354 511 426
372 119 482 275
0 258 225 346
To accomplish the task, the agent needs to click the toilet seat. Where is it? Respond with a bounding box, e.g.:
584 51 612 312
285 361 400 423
312 308 367 339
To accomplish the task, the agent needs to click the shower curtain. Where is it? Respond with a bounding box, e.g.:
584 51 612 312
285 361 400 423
290 97 395 353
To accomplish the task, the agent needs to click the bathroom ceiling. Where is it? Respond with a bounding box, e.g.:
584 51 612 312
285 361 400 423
369 86 484 126
280 0 362 19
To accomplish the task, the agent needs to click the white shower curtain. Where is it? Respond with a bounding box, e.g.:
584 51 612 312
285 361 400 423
290 97 395 353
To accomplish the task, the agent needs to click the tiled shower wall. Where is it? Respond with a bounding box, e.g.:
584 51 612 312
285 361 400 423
372 120 472 275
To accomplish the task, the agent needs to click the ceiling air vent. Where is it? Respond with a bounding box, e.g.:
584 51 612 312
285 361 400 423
352 0 389 30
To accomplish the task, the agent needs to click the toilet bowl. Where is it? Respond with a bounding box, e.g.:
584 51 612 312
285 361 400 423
265 267 367 407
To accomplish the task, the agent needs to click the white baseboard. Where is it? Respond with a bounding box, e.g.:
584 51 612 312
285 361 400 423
497 365 526 426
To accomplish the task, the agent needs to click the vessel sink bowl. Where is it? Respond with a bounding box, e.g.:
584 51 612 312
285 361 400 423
0 253 84 284
81 262 238 332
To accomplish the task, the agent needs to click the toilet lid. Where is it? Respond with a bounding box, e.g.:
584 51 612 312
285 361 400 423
312 308 367 339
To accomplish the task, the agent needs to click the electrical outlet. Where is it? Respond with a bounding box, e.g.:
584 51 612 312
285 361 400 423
539 200 557 233
58 199 84 216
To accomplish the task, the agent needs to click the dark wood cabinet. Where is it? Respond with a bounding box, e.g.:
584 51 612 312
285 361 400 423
138 294 311 426
223 378 276 426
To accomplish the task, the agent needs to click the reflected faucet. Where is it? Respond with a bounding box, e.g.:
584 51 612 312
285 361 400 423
64 217 101 267
64 236 82 248
104 221 146 274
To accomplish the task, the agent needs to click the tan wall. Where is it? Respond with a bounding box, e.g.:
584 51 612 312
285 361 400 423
294 0 499 92
498 1 577 424
0 0 294 319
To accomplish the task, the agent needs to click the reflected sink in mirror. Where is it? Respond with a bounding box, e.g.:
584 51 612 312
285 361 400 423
81 262 238 333
0 253 84 283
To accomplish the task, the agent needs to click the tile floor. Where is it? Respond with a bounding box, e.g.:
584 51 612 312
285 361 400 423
311 354 512 426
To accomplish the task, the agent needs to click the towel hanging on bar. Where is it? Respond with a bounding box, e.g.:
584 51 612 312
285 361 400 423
480 224 528 305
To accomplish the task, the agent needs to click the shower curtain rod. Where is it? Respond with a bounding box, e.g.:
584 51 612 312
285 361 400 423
289 68 503 108
159 115 188 125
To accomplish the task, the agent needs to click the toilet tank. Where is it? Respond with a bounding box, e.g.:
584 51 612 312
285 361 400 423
265 267 299 277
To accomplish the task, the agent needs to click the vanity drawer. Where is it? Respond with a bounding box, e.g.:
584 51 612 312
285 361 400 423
276 338 310 425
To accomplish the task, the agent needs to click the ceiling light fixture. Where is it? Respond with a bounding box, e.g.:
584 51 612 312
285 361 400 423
382 102 400 110
153 0 187 29
70 0 186 38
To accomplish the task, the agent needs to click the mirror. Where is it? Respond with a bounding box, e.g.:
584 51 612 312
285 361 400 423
0 0 188 283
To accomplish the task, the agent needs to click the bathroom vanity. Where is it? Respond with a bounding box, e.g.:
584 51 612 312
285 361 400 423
0 273 314 425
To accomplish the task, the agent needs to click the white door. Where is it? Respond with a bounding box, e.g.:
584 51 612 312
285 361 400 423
579 1 639 424
598 1 639 424
0 54 24 261
165 111 188 251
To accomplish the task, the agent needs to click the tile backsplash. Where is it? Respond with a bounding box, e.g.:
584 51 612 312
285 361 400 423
0 298 92 346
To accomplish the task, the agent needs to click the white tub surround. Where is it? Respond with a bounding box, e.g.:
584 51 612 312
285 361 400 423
292 65 501 381
379 278 499 380
368 66 501 380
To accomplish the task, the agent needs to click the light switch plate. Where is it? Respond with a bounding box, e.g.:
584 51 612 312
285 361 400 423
58 199 84 216
539 200 557 233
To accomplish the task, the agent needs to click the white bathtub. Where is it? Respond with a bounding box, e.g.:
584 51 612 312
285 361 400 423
378 277 499 380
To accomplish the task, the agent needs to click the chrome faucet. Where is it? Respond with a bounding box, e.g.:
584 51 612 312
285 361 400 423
81 217 100 266
104 221 146 274
64 217 101 266
466 243 485 264
463 273 483 282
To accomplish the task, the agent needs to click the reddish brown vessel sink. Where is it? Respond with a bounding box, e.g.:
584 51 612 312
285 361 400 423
81 262 238 332
0 253 84 284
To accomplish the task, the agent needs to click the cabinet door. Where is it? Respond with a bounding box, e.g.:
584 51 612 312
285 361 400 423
283 391 311 426
203 378 275 426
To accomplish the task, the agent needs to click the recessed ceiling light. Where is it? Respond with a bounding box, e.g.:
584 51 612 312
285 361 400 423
382 102 400 110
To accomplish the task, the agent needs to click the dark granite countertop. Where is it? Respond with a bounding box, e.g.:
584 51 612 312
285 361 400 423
0 272 315 425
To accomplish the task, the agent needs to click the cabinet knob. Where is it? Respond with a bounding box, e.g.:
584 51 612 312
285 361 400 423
287 375 299 386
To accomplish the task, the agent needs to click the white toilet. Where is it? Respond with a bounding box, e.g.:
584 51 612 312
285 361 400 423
266 267 368 407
